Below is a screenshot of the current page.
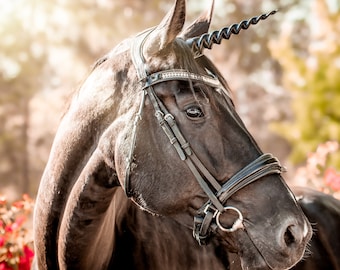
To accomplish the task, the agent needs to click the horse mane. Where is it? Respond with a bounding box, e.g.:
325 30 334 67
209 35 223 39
61 38 132 119
92 55 109 70
110 188 231 270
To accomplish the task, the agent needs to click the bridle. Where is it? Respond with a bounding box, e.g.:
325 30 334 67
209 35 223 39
125 28 285 245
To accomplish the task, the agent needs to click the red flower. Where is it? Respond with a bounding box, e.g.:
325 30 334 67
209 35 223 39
12 201 24 209
0 236 5 247
324 168 340 191
4 224 13 233
10 215 26 232
0 194 34 270
18 246 34 270
0 262 11 270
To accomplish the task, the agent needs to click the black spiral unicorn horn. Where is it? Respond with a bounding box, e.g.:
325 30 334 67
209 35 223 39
186 9 278 57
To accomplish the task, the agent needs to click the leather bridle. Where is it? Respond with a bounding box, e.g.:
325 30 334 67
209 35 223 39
125 29 285 245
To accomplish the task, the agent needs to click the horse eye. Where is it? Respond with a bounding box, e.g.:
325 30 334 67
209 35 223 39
186 106 204 119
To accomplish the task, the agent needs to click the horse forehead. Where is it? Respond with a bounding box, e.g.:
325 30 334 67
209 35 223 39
145 51 178 73
144 40 196 71
153 80 180 96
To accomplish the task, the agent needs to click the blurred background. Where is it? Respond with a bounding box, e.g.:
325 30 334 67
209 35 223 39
1 0 340 200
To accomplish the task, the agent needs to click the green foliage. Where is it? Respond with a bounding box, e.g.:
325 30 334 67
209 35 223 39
270 0 340 168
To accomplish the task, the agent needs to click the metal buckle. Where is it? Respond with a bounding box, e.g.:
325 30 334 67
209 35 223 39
203 204 218 218
164 113 175 124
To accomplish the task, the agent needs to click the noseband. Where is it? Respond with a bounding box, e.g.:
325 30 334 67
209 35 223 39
126 29 285 245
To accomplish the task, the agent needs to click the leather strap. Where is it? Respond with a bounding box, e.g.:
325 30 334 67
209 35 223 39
130 28 155 80
125 29 153 196
218 154 283 203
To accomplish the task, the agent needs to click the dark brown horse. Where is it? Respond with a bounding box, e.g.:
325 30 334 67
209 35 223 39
33 0 312 269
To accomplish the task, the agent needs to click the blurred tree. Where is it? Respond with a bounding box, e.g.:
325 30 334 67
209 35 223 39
0 0 46 194
270 0 340 168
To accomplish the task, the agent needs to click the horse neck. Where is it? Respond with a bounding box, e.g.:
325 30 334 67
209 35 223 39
111 188 230 270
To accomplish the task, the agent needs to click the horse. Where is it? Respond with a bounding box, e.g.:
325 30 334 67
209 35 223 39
33 0 312 269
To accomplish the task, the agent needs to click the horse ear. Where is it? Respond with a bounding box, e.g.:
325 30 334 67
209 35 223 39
180 0 214 40
143 0 186 57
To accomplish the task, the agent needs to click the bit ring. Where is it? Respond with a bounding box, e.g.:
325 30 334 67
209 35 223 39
216 206 244 232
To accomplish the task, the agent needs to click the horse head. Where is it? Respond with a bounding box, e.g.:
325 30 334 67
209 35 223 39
33 0 312 269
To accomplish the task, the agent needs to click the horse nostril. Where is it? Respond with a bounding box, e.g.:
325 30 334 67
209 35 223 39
284 225 296 247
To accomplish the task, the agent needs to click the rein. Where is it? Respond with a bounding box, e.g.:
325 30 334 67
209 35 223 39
126 29 285 245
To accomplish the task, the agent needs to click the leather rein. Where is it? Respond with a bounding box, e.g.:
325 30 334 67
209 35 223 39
125 29 285 245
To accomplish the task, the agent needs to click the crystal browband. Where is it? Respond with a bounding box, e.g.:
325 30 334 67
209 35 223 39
141 69 231 98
